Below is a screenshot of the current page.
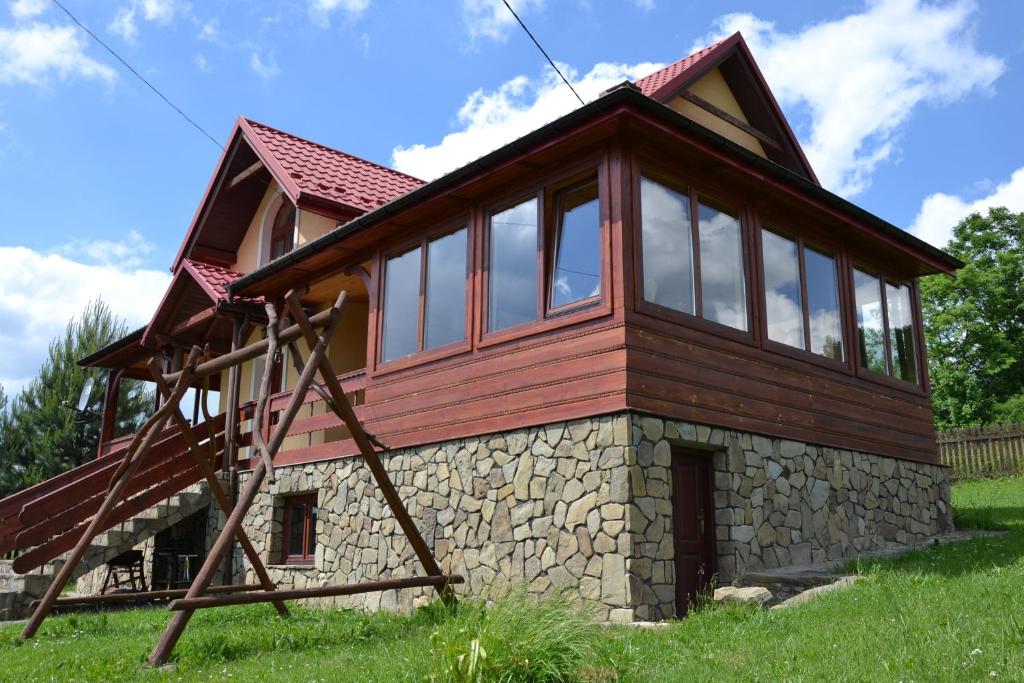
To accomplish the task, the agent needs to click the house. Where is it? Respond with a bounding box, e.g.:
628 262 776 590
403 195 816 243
3 32 958 624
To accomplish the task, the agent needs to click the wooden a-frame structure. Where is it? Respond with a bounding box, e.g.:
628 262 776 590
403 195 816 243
18 289 462 667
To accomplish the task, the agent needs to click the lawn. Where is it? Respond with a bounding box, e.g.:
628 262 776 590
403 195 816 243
3 476 1023 682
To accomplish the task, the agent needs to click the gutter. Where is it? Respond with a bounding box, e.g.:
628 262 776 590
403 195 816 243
230 87 962 297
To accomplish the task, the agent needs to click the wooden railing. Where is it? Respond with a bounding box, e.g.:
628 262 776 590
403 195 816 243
938 423 1024 479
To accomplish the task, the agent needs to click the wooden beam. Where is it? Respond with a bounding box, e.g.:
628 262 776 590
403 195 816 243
227 160 264 191
168 308 218 338
679 91 782 151
190 245 237 267
168 575 465 610
32 584 264 609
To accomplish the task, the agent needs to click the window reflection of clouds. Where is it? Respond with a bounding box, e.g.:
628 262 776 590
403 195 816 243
805 248 844 361
886 283 917 383
699 201 747 331
762 230 804 348
489 198 538 332
854 269 887 374
640 177 694 314
381 246 421 362
425 228 467 350
551 183 600 309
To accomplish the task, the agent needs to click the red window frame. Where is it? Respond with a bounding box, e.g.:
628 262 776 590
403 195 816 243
281 493 318 565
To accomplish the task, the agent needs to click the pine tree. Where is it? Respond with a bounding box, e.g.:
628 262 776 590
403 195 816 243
0 300 152 497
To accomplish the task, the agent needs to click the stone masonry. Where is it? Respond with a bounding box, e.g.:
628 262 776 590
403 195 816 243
213 411 951 622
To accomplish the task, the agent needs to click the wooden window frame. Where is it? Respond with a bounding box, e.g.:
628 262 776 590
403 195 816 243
848 265 925 392
269 202 296 262
755 225 849 373
373 219 473 375
478 159 613 350
632 165 756 347
280 492 318 566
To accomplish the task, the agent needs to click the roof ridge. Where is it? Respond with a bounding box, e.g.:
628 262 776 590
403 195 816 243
243 117 425 185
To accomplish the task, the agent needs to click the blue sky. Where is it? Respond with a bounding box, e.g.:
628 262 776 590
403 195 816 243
0 0 1022 395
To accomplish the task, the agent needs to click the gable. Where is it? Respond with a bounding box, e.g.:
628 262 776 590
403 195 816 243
667 67 767 158
634 32 818 184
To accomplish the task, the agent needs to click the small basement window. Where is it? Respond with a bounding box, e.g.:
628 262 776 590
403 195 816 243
281 493 318 565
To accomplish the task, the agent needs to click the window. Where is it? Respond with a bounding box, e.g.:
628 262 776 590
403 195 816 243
269 202 295 261
281 493 318 565
854 269 918 383
550 181 601 310
486 177 603 333
761 229 844 361
380 227 468 363
639 175 747 331
488 198 539 332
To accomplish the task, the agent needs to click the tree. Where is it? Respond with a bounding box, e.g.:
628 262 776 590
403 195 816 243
920 207 1024 428
0 300 152 497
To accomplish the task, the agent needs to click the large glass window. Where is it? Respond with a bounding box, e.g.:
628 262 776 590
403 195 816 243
639 176 747 331
854 269 888 375
762 230 804 349
640 177 694 314
381 227 468 363
550 181 601 309
699 200 747 331
488 198 538 332
886 283 918 383
761 229 844 361
380 246 421 363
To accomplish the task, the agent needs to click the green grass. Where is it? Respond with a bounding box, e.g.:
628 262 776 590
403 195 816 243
4 476 1024 682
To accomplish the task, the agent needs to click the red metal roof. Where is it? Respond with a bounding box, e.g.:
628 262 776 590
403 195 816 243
242 118 425 213
183 259 263 304
634 36 730 100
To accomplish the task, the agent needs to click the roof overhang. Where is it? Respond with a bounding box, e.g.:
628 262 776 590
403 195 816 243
230 86 961 298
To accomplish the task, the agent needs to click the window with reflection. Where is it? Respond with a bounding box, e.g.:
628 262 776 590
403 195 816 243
550 181 601 309
854 269 888 375
269 202 295 261
761 229 844 360
699 200 747 330
640 177 694 314
886 283 917 383
488 198 538 332
381 227 469 364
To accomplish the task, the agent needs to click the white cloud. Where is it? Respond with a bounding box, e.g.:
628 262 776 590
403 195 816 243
10 0 48 20
109 7 138 43
391 60 662 180
910 167 1024 249
632 0 655 10
249 52 279 80
197 18 220 43
696 0 1004 197
55 229 155 269
138 0 176 24
460 0 543 43
194 53 210 73
0 245 169 398
309 0 370 26
0 23 117 86
108 0 180 42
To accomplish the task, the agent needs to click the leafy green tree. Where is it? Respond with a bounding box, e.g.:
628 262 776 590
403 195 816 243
921 207 1024 427
0 300 152 497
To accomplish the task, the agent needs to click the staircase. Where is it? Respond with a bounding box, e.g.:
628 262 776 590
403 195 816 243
0 486 211 620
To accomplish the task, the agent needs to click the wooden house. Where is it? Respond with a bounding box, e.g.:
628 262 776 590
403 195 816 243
13 33 960 623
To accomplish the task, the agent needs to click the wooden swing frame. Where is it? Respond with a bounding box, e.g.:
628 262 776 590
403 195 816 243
18 289 461 667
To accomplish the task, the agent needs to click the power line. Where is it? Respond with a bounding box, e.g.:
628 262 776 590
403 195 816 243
500 0 585 106
51 0 223 150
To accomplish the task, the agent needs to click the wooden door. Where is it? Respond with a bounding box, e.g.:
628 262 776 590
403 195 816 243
671 449 716 616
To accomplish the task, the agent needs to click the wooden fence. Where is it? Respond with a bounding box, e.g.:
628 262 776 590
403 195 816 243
938 423 1024 479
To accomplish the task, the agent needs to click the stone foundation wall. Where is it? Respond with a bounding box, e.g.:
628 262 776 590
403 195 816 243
213 411 951 622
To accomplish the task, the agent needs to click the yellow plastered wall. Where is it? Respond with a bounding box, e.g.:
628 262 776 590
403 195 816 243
298 210 338 246
233 183 281 274
668 67 768 158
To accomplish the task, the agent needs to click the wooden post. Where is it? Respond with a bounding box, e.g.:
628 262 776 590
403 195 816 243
221 316 245 584
148 293 348 667
146 360 288 617
97 370 124 458
21 348 201 640
283 291 447 587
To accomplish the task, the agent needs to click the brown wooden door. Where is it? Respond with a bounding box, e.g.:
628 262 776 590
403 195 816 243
672 449 716 616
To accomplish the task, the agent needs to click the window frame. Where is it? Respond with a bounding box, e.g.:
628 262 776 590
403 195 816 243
280 492 318 566
478 162 612 349
633 165 756 346
373 219 473 375
848 264 925 391
755 225 848 372
269 201 296 262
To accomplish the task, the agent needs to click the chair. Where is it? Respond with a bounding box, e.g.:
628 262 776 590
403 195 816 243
99 550 148 594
